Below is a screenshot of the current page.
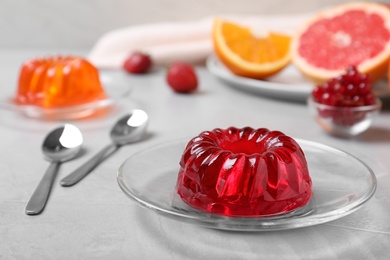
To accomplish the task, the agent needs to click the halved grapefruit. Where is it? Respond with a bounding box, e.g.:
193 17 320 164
212 18 291 79
291 2 390 84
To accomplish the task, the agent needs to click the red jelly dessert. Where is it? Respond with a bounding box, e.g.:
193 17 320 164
176 127 312 217
15 56 107 108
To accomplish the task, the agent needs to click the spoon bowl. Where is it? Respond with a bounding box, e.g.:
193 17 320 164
42 124 83 162
110 109 149 145
60 109 148 187
25 124 83 215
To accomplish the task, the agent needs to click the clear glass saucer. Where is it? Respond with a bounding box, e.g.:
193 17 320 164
117 139 377 231
0 70 131 120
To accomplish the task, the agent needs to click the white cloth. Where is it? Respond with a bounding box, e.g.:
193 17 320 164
88 14 309 68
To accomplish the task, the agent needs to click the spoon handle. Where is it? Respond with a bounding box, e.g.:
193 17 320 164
60 143 119 187
25 162 60 215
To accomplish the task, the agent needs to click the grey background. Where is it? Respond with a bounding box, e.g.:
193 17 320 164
0 0 383 48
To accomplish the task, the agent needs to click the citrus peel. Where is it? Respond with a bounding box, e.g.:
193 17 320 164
212 18 292 79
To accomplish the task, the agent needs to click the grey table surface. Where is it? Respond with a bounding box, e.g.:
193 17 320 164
1 49 390 259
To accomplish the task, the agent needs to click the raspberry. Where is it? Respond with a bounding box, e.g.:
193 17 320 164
166 62 198 93
123 52 152 74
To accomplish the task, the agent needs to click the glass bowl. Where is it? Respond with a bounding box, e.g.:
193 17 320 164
307 96 382 137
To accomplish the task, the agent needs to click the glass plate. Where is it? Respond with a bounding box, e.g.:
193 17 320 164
117 139 377 231
206 55 390 103
0 70 131 120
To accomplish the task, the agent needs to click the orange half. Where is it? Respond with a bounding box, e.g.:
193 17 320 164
212 18 292 79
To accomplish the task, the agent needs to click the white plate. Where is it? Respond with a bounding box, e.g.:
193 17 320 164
117 139 377 231
0 70 131 120
206 55 390 102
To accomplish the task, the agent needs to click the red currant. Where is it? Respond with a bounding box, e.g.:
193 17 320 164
311 66 378 127
311 65 376 107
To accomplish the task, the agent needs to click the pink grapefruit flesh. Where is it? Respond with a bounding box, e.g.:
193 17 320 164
292 3 390 83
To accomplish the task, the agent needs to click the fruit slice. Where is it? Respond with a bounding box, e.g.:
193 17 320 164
212 18 291 79
291 2 390 84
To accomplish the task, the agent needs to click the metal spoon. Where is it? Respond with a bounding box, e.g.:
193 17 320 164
25 124 83 215
60 109 148 187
